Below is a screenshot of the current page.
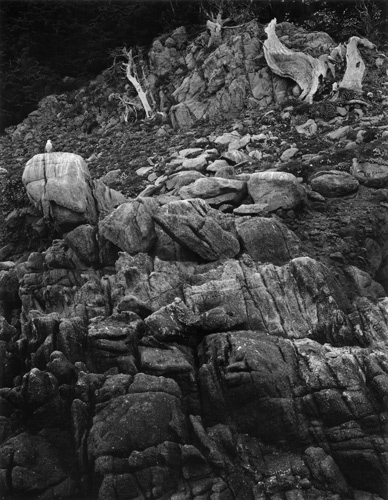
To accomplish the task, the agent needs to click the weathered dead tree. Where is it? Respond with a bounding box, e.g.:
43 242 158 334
339 36 376 93
108 93 140 123
121 48 153 119
205 9 230 49
263 19 329 103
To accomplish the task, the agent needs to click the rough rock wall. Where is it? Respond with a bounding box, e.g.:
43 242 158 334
1 179 388 499
148 21 335 128
1 17 388 500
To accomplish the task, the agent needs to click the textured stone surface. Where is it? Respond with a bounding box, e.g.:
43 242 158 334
153 199 240 261
2 17 388 500
22 153 98 227
99 198 158 255
248 171 306 210
235 216 302 264
350 161 388 188
179 177 247 206
310 171 359 197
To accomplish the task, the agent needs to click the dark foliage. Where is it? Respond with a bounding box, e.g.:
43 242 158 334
0 175 30 211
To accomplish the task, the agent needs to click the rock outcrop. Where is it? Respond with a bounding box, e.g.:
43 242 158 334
1 12 388 500
23 153 126 230
150 20 339 129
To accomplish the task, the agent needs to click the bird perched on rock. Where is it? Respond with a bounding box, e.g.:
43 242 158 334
45 140 53 153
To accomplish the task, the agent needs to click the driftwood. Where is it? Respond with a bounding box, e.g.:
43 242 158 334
263 19 328 103
339 36 376 92
121 48 153 119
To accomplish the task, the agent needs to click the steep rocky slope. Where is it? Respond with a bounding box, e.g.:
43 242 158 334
1 20 388 500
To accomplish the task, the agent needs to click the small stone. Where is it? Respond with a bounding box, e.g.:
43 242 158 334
181 155 208 172
214 131 241 145
117 294 152 319
330 252 344 263
136 166 153 177
148 173 158 182
302 154 323 163
356 130 367 142
326 126 351 140
214 166 235 179
336 107 348 116
155 127 168 137
251 133 267 142
295 119 317 136
221 150 251 165
233 203 271 216
344 141 358 150
206 159 230 173
308 191 326 202
248 150 263 160
178 148 203 158
280 147 299 161
228 135 251 151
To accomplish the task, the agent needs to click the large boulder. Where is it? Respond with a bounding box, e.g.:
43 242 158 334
350 160 388 188
92 179 127 218
309 171 359 197
23 153 98 228
179 177 247 207
87 313 144 374
64 225 99 266
0 431 79 499
248 172 306 210
235 217 302 264
88 374 187 458
153 199 240 261
99 198 159 255
22 153 125 231
198 330 388 496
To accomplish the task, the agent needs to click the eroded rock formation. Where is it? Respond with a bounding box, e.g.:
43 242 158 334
1 12 388 500
1 138 388 498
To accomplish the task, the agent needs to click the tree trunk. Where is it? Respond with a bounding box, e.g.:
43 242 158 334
122 49 153 119
339 36 376 92
263 19 327 103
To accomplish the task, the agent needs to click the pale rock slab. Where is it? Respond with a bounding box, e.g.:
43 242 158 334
235 217 302 264
350 160 388 188
248 171 306 211
179 177 247 207
23 153 98 226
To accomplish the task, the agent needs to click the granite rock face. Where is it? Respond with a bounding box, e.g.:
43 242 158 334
2 207 388 499
152 20 336 129
2 16 388 500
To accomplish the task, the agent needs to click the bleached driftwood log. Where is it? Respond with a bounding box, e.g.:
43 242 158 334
339 36 376 92
263 19 329 103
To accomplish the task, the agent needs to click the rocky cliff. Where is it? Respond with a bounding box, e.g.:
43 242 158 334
0 19 388 500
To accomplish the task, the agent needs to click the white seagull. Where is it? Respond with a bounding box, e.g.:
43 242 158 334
45 140 53 153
